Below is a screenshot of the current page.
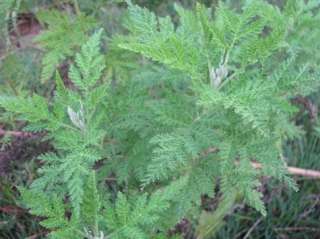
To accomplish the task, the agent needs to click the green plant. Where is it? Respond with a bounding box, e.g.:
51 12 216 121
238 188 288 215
0 0 16 48
0 0 319 239
35 8 97 82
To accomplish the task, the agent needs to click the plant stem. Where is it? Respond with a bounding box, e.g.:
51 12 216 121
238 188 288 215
0 128 39 138
196 192 238 239
73 0 81 16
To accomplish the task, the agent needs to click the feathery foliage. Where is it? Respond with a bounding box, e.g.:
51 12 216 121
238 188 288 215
0 0 319 238
117 0 305 216
35 9 97 82
2 30 106 218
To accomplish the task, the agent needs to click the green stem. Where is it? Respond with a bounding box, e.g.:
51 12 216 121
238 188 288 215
73 0 81 16
195 192 237 239
91 171 99 235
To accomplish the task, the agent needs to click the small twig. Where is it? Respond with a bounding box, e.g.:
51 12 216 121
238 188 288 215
274 227 320 232
251 162 320 179
242 217 262 239
204 147 320 179
0 205 25 215
298 197 320 219
0 128 38 138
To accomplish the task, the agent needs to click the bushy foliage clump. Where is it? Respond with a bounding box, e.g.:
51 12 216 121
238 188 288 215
0 0 319 238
